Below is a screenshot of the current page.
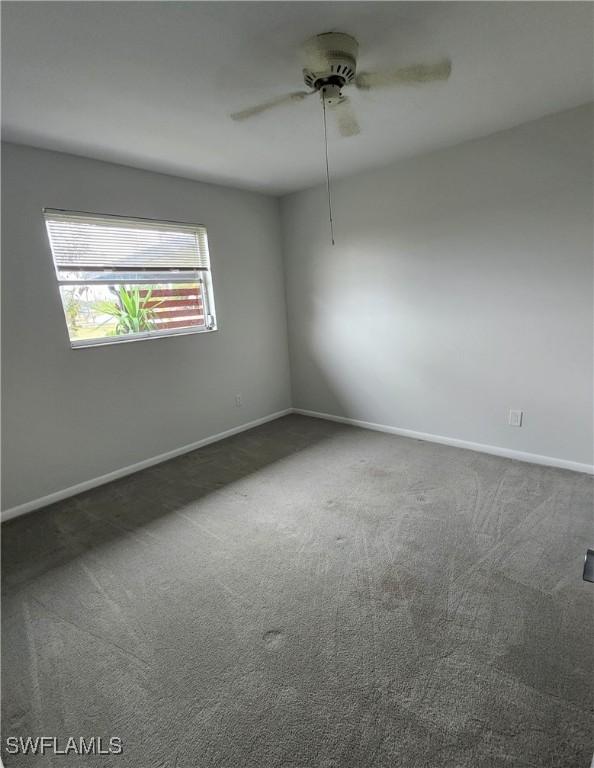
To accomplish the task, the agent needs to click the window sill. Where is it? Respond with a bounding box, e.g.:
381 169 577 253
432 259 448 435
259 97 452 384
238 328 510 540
70 325 218 349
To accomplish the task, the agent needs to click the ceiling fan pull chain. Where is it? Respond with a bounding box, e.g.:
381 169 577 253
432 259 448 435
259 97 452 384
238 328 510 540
321 91 335 246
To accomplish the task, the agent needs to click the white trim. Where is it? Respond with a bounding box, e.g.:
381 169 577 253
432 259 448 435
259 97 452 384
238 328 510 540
293 408 594 475
71 324 217 349
4 406 591 524
1 409 292 523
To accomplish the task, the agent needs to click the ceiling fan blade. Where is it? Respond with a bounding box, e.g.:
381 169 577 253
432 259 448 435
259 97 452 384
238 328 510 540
230 91 313 121
330 96 360 138
356 59 452 90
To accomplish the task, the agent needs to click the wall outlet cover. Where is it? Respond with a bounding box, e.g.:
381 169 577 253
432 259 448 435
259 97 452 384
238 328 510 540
508 409 523 427
583 549 594 583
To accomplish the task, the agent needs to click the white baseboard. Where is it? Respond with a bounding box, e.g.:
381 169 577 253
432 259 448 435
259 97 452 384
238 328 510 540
4 405 591 523
293 408 594 476
1 409 292 523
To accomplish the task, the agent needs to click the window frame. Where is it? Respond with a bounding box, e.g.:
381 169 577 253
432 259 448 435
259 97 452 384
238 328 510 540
43 209 218 349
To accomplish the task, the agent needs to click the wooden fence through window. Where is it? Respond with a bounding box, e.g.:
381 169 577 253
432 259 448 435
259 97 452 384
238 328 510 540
139 285 205 331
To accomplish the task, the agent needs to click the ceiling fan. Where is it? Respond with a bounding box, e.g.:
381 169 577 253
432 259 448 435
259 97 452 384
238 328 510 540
231 32 451 244
230 32 452 137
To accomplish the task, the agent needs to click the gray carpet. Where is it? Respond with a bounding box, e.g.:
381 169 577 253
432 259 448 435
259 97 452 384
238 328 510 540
2 414 593 767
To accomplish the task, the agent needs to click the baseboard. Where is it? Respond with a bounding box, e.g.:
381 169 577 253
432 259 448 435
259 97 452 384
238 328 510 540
1 409 292 523
4 405 591 523
293 408 594 475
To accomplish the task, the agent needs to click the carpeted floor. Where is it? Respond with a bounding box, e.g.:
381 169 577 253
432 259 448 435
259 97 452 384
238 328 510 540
2 414 593 767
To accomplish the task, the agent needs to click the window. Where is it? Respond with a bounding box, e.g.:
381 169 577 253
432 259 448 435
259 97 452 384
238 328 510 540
44 209 217 347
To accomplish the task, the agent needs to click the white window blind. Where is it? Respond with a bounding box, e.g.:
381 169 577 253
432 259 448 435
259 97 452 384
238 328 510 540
44 209 210 272
44 208 217 348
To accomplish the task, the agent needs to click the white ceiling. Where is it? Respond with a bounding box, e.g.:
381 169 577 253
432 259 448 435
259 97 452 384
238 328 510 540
2 2 593 195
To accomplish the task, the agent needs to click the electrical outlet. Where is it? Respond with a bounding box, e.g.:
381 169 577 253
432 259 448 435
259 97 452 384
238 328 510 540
508 409 523 427
235 394 242 407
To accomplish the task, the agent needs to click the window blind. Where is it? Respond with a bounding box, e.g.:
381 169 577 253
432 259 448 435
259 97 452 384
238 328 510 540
44 209 210 272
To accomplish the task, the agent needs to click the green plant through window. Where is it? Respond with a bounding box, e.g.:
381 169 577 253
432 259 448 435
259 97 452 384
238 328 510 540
94 286 161 336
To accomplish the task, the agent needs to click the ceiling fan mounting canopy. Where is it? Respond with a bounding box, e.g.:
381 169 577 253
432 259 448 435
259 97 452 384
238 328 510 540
302 32 358 97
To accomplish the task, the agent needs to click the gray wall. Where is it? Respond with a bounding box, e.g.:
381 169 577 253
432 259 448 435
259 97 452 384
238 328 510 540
2 143 291 510
281 105 593 466
3 105 592 510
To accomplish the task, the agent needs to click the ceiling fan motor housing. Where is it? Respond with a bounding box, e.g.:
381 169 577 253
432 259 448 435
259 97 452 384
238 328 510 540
302 32 358 99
